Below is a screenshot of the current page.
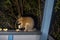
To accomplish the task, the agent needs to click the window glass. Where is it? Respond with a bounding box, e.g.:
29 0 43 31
0 0 45 32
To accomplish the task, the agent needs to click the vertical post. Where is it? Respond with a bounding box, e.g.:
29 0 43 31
8 35 13 40
40 0 54 40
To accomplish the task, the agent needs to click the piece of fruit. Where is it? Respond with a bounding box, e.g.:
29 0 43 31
0 28 2 31
3 28 8 31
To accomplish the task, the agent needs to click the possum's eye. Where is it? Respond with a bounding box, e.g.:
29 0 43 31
18 23 21 25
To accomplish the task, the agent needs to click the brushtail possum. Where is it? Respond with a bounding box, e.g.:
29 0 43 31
17 17 36 32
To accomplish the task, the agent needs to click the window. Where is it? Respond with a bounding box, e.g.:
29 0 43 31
0 0 45 34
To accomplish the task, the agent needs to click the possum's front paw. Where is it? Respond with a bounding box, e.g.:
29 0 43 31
16 29 21 32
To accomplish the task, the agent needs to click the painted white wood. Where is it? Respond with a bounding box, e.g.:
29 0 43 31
0 35 8 40
14 35 40 40
0 35 55 40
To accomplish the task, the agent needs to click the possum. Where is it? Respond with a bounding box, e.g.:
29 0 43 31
17 17 36 32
